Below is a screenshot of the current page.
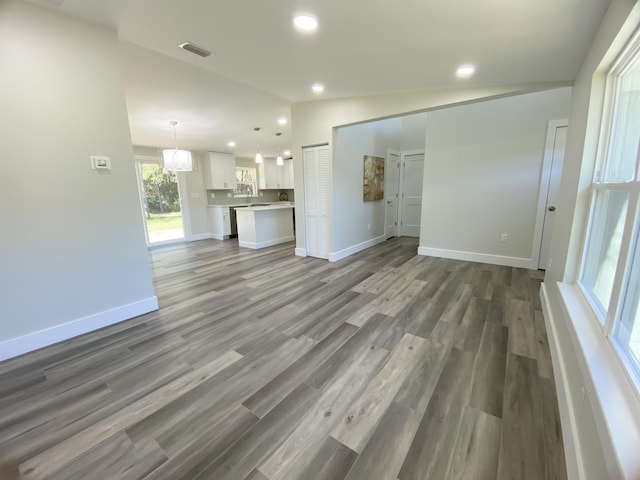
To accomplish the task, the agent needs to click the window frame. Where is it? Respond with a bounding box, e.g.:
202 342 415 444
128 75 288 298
233 166 258 198
577 26 640 394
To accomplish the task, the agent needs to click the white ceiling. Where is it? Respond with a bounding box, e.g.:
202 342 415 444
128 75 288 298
28 0 609 159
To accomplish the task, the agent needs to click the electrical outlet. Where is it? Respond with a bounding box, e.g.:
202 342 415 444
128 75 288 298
367 224 371 231
259 191 264 196
210 192 215 198
501 233 508 242
227 192 232 197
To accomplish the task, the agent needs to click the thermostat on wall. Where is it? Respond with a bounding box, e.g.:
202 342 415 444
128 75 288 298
91 156 111 170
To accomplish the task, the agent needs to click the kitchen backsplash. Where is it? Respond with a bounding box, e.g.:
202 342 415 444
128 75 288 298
207 189 295 206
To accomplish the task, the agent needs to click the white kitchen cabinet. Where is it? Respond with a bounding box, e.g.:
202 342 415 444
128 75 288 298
258 159 279 189
208 206 231 239
205 152 237 190
282 159 294 189
259 159 294 189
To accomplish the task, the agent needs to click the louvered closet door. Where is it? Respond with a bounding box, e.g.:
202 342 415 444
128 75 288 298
303 145 330 259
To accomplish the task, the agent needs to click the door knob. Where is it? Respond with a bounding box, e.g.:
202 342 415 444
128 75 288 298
548 206 556 212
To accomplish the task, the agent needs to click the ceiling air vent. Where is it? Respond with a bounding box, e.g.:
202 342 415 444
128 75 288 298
178 42 211 58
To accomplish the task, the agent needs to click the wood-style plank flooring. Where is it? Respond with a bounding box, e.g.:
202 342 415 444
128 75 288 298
0 237 567 479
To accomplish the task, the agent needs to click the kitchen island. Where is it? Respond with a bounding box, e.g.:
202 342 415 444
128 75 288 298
236 203 294 249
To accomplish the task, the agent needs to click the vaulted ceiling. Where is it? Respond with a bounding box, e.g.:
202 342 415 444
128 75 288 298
27 0 610 159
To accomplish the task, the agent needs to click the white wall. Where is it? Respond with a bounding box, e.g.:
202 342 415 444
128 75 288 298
542 0 640 477
400 113 427 150
291 82 571 255
419 88 571 267
0 1 157 359
332 118 401 256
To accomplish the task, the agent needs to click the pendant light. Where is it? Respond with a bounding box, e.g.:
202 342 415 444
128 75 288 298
254 127 263 164
275 132 283 165
162 121 193 171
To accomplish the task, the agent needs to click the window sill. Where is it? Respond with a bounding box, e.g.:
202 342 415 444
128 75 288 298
553 282 640 479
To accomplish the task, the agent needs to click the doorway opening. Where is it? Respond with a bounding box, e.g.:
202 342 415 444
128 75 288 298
136 160 185 245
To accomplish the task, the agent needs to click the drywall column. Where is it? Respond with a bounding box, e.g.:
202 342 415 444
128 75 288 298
0 1 157 359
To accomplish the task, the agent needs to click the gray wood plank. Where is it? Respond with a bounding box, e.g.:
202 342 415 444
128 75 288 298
331 333 428 453
345 401 420 480
469 322 508 418
541 377 568 480
506 298 537 359
257 344 389 480
44 433 167 480
195 383 320 480
242 322 357 418
297 436 358 480
398 348 475 480
447 407 501 480
496 353 545 480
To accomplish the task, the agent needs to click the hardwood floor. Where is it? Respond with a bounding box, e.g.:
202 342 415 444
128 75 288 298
0 237 567 479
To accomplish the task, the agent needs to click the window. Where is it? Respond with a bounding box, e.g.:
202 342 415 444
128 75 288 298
579 32 640 383
234 167 257 197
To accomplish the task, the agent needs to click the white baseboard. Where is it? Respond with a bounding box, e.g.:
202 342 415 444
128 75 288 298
211 233 226 240
540 283 584 480
329 235 387 262
295 248 307 257
239 236 295 250
417 246 533 269
190 233 214 241
0 296 159 361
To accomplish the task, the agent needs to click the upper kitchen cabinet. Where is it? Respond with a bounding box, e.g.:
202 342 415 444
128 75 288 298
282 159 294 189
204 152 237 190
258 160 278 190
258 159 294 190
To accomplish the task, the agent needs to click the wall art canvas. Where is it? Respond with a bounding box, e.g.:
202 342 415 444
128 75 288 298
363 155 385 201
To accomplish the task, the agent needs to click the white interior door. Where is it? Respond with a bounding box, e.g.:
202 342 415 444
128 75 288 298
385 150 400 239
400 151 424 237
303 145 330 259
539 125 568 269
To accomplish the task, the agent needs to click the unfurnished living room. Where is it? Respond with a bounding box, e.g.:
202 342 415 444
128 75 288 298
2 0 640 479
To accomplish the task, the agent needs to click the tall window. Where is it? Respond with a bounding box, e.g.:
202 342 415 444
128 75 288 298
234 167 257 197
580 33 640 382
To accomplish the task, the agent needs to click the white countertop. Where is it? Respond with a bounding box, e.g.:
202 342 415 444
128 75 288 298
241 203 294 212
208 202 294 209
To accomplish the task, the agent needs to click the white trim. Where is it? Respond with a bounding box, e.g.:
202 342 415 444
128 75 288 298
211 233 227 241
175 172 192 241
190 233 214 241
0 297 159 361
385 149 401 240
417 246 532 269
532 119 569 269
554 282 640 479
239 235 295 250
295 248 307 257
328 235 387 262
134 153 161 163
540 283 585 480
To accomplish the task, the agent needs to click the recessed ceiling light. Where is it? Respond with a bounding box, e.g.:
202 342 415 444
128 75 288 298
293 14 318 32
284 150 291 156
227 141 236 148
278 117 287 126
312 83 325 94
456 64 475 78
